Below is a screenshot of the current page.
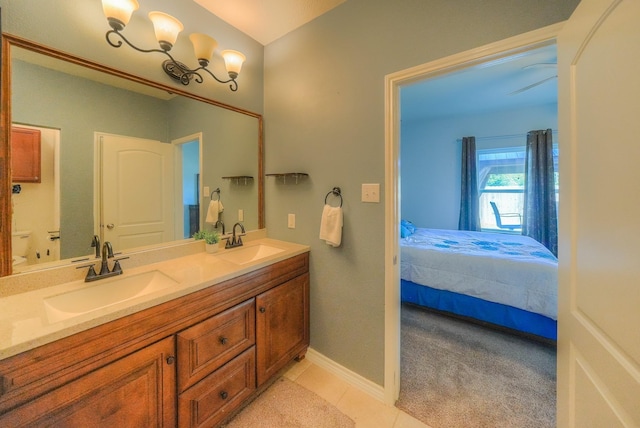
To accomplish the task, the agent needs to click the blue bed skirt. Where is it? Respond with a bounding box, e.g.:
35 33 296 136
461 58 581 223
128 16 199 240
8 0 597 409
401 279 557 341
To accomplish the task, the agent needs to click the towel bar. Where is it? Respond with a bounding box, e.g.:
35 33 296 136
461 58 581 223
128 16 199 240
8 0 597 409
324 187 343 207
210 188 221 201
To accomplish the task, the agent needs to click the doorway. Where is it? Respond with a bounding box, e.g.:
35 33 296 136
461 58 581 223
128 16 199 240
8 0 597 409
383 23 564 404
172 133 203 239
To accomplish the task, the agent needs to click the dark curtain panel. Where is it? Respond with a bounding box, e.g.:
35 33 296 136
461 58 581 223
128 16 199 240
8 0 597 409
458 136 481 231
523 129 558 256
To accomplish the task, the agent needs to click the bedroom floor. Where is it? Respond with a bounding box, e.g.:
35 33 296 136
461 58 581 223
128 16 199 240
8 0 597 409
284 359 432 428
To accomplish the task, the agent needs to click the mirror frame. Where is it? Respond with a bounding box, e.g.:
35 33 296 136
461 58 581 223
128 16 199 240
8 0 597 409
0 33 264 277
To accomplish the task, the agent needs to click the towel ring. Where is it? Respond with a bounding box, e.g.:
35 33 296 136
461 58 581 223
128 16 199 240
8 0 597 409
324 187 343 207
211 188 221 201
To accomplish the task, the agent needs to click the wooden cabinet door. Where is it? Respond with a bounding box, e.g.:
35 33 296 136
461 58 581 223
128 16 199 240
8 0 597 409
256 273 310 386
0 336 176 427
11 126 41 183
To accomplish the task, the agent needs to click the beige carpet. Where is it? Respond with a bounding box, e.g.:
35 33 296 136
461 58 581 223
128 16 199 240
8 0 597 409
397 303 556 428
223 377 355 428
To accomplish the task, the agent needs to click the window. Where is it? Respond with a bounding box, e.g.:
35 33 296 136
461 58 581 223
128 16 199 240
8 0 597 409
478 146 558 232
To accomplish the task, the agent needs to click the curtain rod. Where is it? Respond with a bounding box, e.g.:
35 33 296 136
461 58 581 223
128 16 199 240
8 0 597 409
456 130 558 143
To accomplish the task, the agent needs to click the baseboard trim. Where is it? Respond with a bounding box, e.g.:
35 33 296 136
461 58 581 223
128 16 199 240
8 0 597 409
306 347 386 402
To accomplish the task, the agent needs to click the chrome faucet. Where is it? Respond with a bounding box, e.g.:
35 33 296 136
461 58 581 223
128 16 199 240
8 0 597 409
225 222 246 249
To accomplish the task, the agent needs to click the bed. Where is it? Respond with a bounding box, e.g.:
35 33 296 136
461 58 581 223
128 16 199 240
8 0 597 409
400 225 558 340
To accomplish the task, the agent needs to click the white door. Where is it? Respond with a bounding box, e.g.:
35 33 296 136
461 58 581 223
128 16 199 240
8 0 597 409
557 0 640 426
99 134 175 251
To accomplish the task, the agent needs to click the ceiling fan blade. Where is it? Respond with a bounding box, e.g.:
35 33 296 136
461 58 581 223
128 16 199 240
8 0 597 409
522 63 557 70
509 75 557 95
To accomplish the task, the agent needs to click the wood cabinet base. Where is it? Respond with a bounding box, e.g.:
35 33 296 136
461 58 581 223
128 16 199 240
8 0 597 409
0 253 309 428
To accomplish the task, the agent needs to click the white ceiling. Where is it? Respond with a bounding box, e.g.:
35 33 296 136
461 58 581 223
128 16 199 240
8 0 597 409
401 44 558 122
193 0 347 45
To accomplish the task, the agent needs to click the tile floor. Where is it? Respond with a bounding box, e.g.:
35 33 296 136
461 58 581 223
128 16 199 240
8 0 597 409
283 359 433 428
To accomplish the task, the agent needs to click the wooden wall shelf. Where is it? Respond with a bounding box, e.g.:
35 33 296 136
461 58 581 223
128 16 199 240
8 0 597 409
222 176 254 185
266 173 308 184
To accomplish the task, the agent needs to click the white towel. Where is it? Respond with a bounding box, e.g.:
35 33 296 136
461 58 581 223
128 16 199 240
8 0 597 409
319 204 343 247
205 200 224 223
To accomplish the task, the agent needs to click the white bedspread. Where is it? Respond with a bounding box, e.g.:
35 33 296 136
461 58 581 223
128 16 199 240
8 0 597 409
400 228 557 319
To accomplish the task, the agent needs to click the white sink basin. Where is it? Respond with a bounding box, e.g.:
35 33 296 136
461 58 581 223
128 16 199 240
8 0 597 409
216 244 284 265
43 270 178 324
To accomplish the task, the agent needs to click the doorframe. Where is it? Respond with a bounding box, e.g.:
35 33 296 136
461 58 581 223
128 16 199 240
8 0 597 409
383 22 565 405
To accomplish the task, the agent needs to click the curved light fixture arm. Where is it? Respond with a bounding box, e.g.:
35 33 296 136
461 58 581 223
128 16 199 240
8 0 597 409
193 66 238 92
105 29 239 92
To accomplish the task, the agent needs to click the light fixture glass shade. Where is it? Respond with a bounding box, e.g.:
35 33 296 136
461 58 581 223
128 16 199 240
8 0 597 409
148 11 184 51
221 50 246 79
102 0 139 28
189 33 218 66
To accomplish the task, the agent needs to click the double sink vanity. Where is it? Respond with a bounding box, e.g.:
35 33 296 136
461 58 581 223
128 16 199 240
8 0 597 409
0 236 310 427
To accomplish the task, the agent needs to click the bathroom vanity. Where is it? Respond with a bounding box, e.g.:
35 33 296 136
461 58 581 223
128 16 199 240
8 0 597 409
0 239 309 427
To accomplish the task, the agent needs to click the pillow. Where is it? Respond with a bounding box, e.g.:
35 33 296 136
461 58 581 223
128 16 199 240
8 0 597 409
400 219 416 238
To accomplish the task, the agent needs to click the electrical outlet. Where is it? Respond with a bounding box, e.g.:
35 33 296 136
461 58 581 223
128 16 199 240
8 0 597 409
238 209 244 221
204 186 210 197
361 183 380 203
288 213 296 229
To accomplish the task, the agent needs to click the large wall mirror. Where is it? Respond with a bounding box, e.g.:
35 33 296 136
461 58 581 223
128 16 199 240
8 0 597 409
0 34 264 277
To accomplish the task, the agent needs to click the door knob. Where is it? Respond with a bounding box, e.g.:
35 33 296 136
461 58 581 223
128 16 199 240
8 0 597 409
106 223 115 230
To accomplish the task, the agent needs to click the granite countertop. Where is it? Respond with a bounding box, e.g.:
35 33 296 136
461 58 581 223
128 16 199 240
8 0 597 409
0 238 309 360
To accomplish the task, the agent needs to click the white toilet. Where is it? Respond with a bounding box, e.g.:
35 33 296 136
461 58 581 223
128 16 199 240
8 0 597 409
11 230 32 267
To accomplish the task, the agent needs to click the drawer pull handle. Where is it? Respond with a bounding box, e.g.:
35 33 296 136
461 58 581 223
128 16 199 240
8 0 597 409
220 391 229 400
166 355 175 365
259 307 266 313
219 337 228 345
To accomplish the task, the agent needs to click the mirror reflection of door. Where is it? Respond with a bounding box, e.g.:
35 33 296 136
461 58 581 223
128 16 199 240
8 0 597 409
10 124 61 270
97 133 175 251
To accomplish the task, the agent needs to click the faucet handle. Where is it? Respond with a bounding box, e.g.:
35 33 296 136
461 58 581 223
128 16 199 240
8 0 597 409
76 263 98 281
111 260 122 274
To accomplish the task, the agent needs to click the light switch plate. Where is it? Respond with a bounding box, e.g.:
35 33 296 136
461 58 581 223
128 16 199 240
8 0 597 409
238 209 244 222
288 213 296 229
204 186 210 197
361 183 380 203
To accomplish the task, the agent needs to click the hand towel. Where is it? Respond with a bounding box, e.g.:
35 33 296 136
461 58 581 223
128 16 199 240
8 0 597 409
205 200 224 223
319 204 343 247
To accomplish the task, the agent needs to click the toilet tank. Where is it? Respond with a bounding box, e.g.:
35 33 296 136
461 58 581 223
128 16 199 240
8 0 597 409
11 230 32 257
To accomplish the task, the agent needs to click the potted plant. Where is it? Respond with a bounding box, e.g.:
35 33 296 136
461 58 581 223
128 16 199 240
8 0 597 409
193 229 221 253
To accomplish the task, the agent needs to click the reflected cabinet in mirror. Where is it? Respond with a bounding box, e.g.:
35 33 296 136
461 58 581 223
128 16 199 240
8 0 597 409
0 34 264 277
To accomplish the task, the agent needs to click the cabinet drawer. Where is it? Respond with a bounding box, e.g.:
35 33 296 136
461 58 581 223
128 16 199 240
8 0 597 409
178 346 255 428
177 298 255 392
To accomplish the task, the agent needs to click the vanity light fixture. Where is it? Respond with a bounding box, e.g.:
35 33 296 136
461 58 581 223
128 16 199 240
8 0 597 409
101 0 246 91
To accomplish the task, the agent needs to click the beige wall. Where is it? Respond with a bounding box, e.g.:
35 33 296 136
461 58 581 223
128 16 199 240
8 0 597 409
263 0 579 385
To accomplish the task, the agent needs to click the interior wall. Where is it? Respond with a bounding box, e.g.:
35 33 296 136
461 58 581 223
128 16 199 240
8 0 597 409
401 103 558 229
263 0 578 386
